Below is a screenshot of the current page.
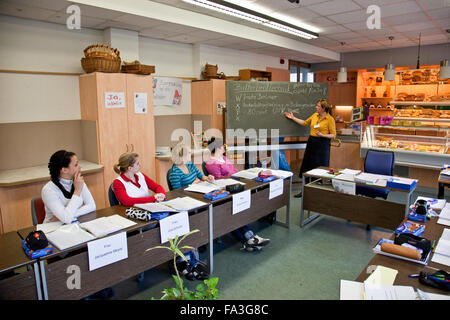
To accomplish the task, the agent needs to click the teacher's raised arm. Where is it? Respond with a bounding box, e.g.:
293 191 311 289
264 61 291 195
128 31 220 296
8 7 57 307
284 111 306 126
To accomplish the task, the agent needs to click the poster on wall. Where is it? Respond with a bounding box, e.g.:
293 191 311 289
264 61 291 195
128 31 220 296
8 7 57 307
105 92 126 108
153 77 183 106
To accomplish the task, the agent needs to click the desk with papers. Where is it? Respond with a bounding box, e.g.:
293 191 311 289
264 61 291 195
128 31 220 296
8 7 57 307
1 169 292 300
300 167 417 230
353 214 450 298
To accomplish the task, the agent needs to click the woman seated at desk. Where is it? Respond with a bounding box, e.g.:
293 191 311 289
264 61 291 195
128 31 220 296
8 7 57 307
41 150 96 224
205 138 270 251
167 143 212 281
112 152 166 206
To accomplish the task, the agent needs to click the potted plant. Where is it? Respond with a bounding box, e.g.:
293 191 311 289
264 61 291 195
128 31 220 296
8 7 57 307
144 229 219 300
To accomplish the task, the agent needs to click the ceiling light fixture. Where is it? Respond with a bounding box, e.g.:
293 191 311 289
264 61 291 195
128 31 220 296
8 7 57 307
182 0 318 39
337 42 347 83
384 36 395 81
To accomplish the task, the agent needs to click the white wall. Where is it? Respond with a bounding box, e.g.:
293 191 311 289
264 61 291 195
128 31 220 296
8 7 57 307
198 44 288 79
0 14 291 122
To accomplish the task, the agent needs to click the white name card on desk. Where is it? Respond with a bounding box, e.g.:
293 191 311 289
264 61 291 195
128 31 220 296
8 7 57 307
232 190 251 215
269 179 284 199
159 211 190 243
87 232 128 271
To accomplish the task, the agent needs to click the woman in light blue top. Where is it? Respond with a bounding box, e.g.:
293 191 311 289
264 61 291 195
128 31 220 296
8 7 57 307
167 143 213 281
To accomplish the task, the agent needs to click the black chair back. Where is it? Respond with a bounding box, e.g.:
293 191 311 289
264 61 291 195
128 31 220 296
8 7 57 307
108 184 120 206
166 170 174 191
202 161 209 176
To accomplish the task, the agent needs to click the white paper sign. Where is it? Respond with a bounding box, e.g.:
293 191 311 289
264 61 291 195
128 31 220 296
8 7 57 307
332 179 356 195
269 179 284 199
87 232 128 271
159 211 190 243
153 77 183 106
232 190 251 215
105 92 126 108
134 92 147 114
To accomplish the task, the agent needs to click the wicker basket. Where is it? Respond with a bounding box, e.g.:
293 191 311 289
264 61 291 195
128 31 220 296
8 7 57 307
84 44 120 59
81 57 121 73
204 63 218 76
121 61 155 75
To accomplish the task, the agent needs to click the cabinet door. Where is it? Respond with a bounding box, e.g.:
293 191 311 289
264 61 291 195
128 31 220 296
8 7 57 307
126 74 156 181
95 73 129 201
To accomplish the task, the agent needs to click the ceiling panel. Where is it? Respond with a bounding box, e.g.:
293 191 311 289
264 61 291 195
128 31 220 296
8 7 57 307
382 12 430 26
306 0 362 16
327 9 368 24
416 0 449 10
0 1 55 20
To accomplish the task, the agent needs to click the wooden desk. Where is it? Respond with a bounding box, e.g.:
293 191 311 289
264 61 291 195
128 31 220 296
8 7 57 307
355 217 450 295
179 176 292 273
17 200 211 300
0 231 43 299
300 168 416 230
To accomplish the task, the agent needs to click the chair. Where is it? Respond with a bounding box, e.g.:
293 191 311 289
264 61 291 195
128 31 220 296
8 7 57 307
108 184 120 206
166 170 174 191
356 150 395 200
202 161 209 176
31 197 46 226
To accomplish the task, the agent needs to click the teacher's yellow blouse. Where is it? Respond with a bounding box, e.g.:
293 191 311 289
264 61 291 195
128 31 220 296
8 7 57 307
303 113 336 138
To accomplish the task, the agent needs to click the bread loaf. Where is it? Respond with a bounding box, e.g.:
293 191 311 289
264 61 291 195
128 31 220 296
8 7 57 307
381 243 421 260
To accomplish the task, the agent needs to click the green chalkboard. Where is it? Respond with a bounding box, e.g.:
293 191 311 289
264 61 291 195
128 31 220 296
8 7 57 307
226 81 328 138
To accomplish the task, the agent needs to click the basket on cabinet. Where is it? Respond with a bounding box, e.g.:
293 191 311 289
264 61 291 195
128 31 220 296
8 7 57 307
81 44 121 73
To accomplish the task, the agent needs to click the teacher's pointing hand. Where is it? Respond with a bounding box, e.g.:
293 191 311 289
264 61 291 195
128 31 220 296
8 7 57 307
284 112 294 120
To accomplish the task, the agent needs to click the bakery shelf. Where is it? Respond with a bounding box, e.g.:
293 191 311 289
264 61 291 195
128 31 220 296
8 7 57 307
368 124 450 131
374 133 447 141
390 101 450 106
393 117 450 122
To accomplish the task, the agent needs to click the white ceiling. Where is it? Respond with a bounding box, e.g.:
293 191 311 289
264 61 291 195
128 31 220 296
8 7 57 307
1 0 449 63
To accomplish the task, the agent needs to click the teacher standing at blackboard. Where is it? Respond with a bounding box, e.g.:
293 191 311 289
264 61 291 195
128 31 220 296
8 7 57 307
284 99 336 198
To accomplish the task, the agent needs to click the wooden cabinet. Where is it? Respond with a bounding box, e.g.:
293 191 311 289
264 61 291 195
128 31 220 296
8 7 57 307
191 79 226 135
239 69 272 81
79 73 156 206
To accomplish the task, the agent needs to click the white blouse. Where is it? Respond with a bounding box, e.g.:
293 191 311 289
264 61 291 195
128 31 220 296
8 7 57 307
41 178 96 224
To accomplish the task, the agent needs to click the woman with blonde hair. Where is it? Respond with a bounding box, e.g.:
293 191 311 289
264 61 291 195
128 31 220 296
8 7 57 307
168 143 214 190
112 152 166 206
167 143 212 281
284 98 336 197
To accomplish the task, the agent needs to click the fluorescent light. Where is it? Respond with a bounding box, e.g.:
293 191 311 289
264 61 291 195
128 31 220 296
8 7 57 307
336 106 354 109
182 0 318 39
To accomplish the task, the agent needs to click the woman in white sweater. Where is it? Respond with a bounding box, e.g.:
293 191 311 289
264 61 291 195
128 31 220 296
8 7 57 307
41 150 96 224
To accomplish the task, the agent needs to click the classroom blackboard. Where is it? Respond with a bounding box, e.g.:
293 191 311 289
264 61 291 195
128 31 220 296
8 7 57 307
226 81 328 138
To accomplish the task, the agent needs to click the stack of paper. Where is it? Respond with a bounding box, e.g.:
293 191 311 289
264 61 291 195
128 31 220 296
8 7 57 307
267 169 293 179
80 215 137 238
37 221 63 234
232 168 263 180
431 228 450 266
305 168 335 179
354 173 388 186
437 204 450 226
213 178 245 188
164 196 207 211
340 169 361 176
45 223 95 250
184 181 220 194
135 202 177 213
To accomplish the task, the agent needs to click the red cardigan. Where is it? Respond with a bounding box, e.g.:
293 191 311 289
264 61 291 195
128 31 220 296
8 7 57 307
113 172 166 206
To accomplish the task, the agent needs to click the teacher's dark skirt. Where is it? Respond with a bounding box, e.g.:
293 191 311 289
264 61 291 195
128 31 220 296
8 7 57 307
299 135 331 178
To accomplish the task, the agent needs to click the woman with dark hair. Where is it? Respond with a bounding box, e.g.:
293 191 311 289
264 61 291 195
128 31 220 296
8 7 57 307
41 150 96 224
284 99 336 197
205 138 270 251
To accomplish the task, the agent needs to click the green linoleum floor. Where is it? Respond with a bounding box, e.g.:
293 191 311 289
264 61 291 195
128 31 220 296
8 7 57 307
109 182 449 300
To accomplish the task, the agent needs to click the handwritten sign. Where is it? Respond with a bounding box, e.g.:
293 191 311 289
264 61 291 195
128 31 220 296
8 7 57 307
232 190 251 215
87 232 128 271
105 92 125 109
159 211 190 243
269 179 284 199
134 92 147 114
153 77 183 106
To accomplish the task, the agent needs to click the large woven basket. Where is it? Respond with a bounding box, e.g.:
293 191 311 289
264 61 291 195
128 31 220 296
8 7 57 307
81 57 121 73
81 44 121 73
204 63 218 76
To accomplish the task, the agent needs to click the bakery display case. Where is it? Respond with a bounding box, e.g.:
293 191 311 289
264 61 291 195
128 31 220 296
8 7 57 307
360 109 450 168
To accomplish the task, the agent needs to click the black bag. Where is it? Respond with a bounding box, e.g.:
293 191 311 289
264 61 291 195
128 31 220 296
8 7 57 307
226 183 245 194
419 270 450 291
394 233 431 259
25 230 48 251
